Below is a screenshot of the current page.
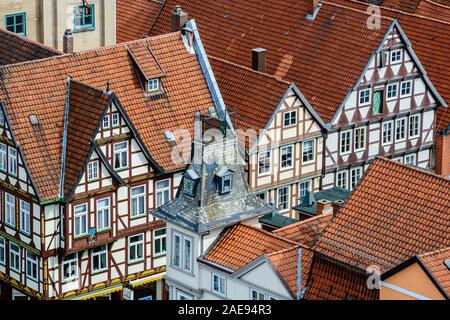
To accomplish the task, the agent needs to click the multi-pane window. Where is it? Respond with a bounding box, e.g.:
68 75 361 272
302 140 314 163
350 167 362 190
156 179 171 208
0 237 5 265
258 150 271 175
74 5 95 30
172 232 193 273
0 143 6 171
409 114 420 138
251 289 265 300
112 113 120 127
359 89 371 105
354 127 366 151
131 185 145 217
277 187 290 211
87 160 99 181
10 243 20 272
103 115 110 128
5 13 26 35
257 192 268 203
8 147 17 176
173 233 182 268
183 237 193 272
20 200 30 235
373 91 383 114
92 245 108 272
404 154 416 166
96 198 110 231
128 234 144 263
153 228 166 256
382 121 393 145
74 203 88 236
5 193 15 227
114 141 128 169
283 110 297 127
148 78 160 93
298 180 311 203
212 273 226 296
26 251 38 281
340 130 352 154
280 145 293 169
390 49 402 63
396 118 406 141
0 111 4 126
336 171 348 189
62 253 78 281
387 83 398 100
400 80 412 97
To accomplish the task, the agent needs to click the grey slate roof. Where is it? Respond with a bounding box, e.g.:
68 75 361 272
293 187 351 217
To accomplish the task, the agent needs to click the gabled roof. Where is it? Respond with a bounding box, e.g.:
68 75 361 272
0 28 61 66
373 0 450 21
203 223 298 271
274 212 334 248
315 157 450 271
0 31 216 201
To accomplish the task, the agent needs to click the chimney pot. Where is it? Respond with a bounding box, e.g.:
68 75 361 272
316 199 333 215
63 29 74 54
172 5 189 32
252 48 266 73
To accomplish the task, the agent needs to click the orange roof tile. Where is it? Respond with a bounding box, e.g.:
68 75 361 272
374 0 450 21
0 32 215 200
417 247 450 297
274 212 334 248
0 28 61 66
203 223 298 271
315 157 450 271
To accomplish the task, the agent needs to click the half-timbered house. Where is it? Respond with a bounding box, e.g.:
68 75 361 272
0 20 228 300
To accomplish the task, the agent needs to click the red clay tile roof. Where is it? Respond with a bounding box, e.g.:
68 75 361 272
0 28 61 66
437 106 450 132
274 212 334 248
209 56 290 146
305 254 379 300
0 32 215 200
375 0 450 21
203 223 298 271
148 0 394 123
267 245 314 298
116 0 165 43
417 247 450 297
315 157 450 271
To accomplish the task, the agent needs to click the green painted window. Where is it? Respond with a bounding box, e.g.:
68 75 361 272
373 91 383 114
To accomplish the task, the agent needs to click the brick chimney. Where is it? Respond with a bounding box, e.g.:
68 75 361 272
252 48 266 73
316 199 333 215
63 29 73 54
435 127 450 177
172 5 188 31
307 0 322 19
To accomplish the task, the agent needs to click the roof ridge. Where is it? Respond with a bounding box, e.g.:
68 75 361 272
274 212 334 234
238 222 300 246
266 244 311 257
375 156 450 183
323 0 394 20
423 0 450 9
69 78 111 95
418 246 450 258
209 55 291 85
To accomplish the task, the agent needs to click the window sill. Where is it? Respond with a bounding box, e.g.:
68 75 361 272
354 148 365 153
73 26 95 33
62 278 78 284
19 230 31 238
5 223 16 229
87 178 100 183
92 268 108 275
153 252 166 258
302 160 315 165
74 234 88 240
96 227 111 234
282 124 296 129
128 258 145 265
279 166 293 172
130 213 147 220
114 167 129 172
257 172 272 178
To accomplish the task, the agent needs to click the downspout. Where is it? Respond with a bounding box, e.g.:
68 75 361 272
296 247 303 300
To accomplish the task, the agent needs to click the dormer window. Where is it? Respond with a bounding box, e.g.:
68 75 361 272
216 167 233 194
183 167 200 196
148 78 160 93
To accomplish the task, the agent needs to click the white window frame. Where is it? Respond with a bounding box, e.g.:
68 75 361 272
336 171 348 190
258 150 272 176
102 115 110 128
250 288 266 300
382 121 393 146
5 193 15 227
354 127 366 152
8 147 17 176
183 237 193 273
131 185 146 217
276 186 290 212
153 228 166 257
10 243 20 273
113 141 128 170
395 118 407 142
0 143 6 171
92 245 108 273
172 231 193 273
87 160 99 181
283 110 297 127
26 251 38 281
62 253 78 281
112 113 120 127
175 290 193 300
400 80 412 97
96 198 110 231
409 114 420 139
386 83 398 101
20 200 30 235
404 154 417 166
340 130 352 155
156 179 171 208
148 78 160 93
212 273 226 296
280 145 293 170
390 49 402 64
298 180 311 204
359 88 371 106
74 203 88 237
0 237 5 265
350 167 363 190
128 233 144 263
302 140 315 164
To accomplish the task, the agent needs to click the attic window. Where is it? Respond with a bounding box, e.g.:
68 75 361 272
183 167 200 196
148 78 160 93
29 114 39 125
216 167 233 194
